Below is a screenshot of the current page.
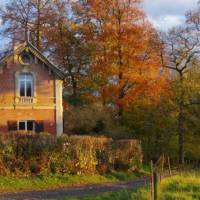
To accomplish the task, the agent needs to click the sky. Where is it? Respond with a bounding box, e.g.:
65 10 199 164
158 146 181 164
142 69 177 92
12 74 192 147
143 0 199 31
0 0 199 47
0 0 199 30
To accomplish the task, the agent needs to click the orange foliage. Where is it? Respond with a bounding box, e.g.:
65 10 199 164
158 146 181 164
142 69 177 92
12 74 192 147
73 0 169 109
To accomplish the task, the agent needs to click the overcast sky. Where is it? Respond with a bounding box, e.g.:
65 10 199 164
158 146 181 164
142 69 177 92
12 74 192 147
143 0 199 31
0 0 199 48
0 0 199 30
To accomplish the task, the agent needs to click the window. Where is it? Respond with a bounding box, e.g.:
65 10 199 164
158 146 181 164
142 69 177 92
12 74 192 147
7 121 44 133
21 53 32 65
18 121 35 131
19 74 33 97
19 52 33 66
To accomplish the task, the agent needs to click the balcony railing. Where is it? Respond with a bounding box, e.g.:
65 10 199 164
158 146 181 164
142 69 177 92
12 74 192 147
15 97 36 104
19 97 34 104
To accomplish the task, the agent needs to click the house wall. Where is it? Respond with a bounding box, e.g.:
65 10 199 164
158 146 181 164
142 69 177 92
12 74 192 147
0 56 58 134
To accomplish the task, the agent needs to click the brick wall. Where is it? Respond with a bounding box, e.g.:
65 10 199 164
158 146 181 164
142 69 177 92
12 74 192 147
0 55 57 134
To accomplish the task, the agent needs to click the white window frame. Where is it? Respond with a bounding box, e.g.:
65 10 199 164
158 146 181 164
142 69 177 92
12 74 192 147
15 70 37 102
18 74 34 97
18 120 35 132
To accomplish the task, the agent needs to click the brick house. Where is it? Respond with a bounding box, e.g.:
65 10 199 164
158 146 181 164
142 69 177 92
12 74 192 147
0 42 64 136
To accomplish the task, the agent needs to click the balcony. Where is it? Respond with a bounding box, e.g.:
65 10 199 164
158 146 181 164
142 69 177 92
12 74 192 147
19 97 34 104
15 97 37 105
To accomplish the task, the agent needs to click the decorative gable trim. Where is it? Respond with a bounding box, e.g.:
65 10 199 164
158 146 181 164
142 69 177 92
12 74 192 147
0 42 65 80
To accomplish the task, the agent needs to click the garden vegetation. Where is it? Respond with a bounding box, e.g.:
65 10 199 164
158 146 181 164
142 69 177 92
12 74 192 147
0 133 142 176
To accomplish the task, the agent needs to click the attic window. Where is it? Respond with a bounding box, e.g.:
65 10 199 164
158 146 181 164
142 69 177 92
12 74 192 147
19 52 33 66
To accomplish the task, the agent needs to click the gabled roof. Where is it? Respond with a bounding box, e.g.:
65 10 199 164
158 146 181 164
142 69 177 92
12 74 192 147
0 42 65 80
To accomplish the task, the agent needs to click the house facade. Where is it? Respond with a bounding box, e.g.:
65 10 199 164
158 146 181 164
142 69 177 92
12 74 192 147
0 42 64 136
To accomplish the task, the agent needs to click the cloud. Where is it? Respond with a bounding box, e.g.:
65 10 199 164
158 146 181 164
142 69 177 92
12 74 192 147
144 0 198 18
149 15 185 31
143 0 199 30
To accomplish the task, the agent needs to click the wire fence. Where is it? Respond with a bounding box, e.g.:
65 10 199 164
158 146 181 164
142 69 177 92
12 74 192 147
150 154 173 200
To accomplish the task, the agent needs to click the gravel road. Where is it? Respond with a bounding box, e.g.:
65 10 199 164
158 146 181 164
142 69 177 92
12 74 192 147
0 176 150 200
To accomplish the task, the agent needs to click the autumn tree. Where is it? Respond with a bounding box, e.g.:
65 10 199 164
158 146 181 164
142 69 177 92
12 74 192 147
0 0 53 50
0 0 32 43
72 0 168 119
160 27 200 164
43 0 90 103
186 1 200 31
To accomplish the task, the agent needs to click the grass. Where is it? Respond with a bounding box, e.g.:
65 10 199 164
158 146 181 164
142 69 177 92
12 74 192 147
159 172 200 200
0 170 148 193
67 188 149 200
66 171 200 200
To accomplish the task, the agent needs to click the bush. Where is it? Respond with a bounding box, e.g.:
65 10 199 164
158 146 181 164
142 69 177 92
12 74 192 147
0 133 142 176
63 103 134 139
110 140 143 171
63 103 113 135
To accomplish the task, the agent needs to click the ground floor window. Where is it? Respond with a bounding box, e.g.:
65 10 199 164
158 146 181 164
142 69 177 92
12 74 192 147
18 120 35 131
7 120 44 133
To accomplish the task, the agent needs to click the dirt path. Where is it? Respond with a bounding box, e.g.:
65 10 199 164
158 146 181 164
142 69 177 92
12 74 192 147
0 176 150 200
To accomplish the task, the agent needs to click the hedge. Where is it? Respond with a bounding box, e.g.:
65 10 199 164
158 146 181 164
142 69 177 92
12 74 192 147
0 133 143 176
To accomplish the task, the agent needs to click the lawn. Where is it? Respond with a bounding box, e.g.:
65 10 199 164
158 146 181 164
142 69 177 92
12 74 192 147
0 170 148 193
67 188 149 200
159 172 200 200
67 172 200 200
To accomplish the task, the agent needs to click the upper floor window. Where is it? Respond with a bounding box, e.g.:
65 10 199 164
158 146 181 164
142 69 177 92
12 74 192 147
19 74 33 97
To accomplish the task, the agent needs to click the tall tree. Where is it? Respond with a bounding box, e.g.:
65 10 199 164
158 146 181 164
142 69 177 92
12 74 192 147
186 1 200 31
0 0 32 43
31 0 52 49
0 0 52 50
72 0 168 119
44 0 90 103
160 27 200 164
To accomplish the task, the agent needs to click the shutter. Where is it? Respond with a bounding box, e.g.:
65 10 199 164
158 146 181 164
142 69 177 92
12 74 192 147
35 121 44 133
7 121 17 131
27 120 34 131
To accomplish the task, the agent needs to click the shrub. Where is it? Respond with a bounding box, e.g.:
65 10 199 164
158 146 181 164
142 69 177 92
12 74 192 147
0 133 142 176
63 103 113 135
110 140 143 171
63 104 134 140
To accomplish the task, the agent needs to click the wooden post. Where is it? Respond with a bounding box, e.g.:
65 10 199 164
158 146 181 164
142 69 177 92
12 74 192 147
160 154 165 181
150 160 154 200
153 172 158 200
167 156 172 176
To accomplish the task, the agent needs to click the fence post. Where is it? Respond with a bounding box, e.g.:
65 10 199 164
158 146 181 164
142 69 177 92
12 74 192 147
167 156 172 176
160 154 165 181
153 172 158 200
150 160 154 200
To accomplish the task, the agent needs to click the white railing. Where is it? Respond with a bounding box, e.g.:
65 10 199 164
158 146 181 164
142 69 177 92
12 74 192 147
18 97 34 104
14 96 56 105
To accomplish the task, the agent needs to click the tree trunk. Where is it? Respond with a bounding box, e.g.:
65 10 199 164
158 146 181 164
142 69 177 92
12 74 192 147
36 0 42 50
178 73 185 165
71 74 77 101
117 12 123 121
25 22 29 42
118 71 123 114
